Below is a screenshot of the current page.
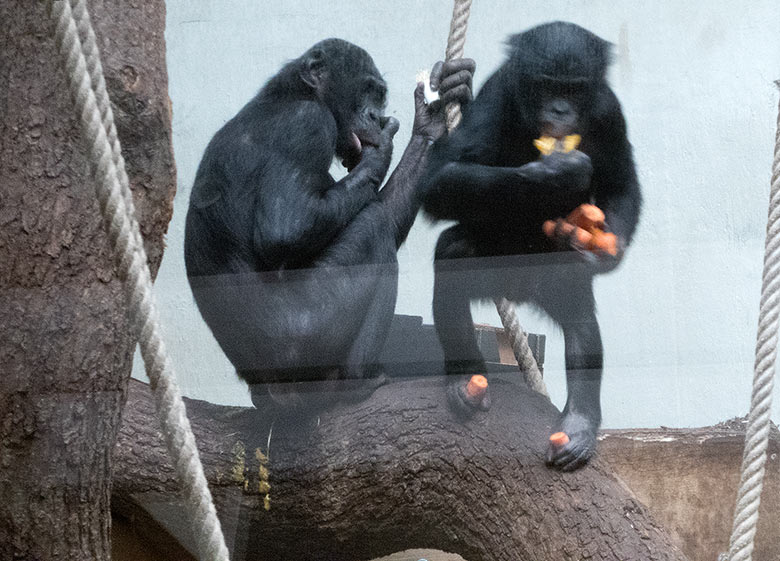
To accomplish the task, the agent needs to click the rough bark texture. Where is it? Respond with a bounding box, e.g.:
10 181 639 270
114 378 689 561
0 1 174 559
601 422 780 561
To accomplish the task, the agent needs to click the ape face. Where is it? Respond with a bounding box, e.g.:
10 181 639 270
507 21 609 139
299 39 388 170
535 78 589 139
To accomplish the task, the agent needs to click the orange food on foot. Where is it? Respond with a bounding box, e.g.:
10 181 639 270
549 432 570 447
466 375 488 398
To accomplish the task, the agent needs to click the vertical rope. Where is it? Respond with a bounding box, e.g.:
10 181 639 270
47 2 230 559
443 0 546 394
443 0 472 130
721 82 780 561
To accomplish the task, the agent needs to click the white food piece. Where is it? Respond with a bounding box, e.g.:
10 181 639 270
416 69 440 104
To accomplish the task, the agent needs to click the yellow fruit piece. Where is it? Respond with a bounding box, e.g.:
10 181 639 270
534 134 581 155
562 134 581 153
533 136 556 156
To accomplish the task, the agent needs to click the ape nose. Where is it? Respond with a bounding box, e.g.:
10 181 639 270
368 110 380 122
552 102 571 116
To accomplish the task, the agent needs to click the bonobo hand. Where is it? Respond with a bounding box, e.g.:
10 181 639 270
581 239 625 274
539 149 593 193
544 203 623 270
547 218 626 273
359 116 399 183
412 58 476 142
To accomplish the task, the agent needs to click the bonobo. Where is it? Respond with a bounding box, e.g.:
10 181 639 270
184 39 474 413
422 22 642 471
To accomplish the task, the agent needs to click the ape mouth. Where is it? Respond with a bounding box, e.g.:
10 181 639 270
540 123 576 140
342 132 363 170
342 130 379 171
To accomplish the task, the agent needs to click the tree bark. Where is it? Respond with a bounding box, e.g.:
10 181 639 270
0 1 174 560
114 378 690 561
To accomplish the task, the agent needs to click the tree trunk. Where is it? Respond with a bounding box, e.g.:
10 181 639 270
0 1 174 560
114 378 690 561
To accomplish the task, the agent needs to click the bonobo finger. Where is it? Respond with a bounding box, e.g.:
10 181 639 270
561 448 593 472
546 442 581 469
429 60 445 90
439 84 472 108
440 58 476 80
381 116 400 137
557 444 593 471
414 82 426 111
437 70 474 97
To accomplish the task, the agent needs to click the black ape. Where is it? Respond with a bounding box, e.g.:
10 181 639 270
422 22 641 471
184 39 474 412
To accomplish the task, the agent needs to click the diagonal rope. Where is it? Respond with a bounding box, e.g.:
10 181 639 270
493 298 549 397
720 82 780 561
443 0 547 396
47 2 230 560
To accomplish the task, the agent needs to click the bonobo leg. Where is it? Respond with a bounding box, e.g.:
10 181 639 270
250 200 397 412
433 225 492 416
331 203 399 401
537 276 602 471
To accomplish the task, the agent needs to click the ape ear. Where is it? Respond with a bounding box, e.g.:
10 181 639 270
301 49 325 90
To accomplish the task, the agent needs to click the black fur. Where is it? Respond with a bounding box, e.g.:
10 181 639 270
184 39 473 415
421 22 642 471
184 40 401 413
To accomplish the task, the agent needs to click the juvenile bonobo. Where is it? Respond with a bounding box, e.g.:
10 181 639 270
184 39 474 413
422 22 642 471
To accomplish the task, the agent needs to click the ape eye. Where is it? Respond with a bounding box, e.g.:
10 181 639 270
363 77 387 97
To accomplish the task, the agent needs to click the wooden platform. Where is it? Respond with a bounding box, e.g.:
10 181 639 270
378 314 546 378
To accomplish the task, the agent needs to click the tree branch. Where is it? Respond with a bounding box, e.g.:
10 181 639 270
114 378 689 561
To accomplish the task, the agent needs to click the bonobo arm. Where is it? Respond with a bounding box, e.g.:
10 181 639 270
424 149 592 223
254 108 398 269
589 91 642 271
422 69 591 223
379 58 476 248
592 117 641 247
378 132 432 248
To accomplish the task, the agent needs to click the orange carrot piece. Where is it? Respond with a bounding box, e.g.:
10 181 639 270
466 375 488 398
567 204 605 232
549 432 570 447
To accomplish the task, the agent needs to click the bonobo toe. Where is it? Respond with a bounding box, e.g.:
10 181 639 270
545 412 599 471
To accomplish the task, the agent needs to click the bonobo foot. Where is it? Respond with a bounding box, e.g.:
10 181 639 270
446 374 491 419
545 410 598 471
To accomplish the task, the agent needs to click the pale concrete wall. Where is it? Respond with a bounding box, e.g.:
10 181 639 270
134 1 780 429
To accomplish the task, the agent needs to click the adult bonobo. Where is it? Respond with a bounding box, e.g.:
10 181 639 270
422 22 642 471
185 39 474 413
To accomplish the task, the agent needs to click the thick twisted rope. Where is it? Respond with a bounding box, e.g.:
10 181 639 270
443 0 547 394
47 2 230 560
494 298 549 397
720 83 780 561
443 0 472 129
